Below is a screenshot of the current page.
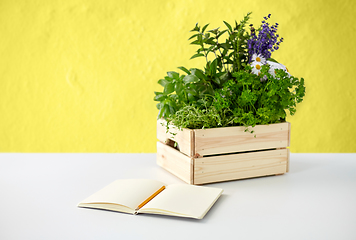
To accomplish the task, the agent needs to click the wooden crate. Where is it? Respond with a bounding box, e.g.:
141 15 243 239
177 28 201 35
156 119 290 185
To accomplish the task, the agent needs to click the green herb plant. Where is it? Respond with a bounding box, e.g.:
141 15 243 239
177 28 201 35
154 13 305 132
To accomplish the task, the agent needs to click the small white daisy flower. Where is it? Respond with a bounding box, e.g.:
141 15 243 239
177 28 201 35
267 61 291 78
251 61 263 75
251 54 266 65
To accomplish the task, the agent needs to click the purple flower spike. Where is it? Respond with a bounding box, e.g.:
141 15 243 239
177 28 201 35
247 15 283 61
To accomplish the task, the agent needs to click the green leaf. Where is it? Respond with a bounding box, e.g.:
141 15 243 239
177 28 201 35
202 23 210 33
168 105 175 115
177 66 190 75
156 102 163 110
217 29 228 38
188 33 200 40
164 82 174 94
204 37 216 45
175 82 183 94
169 94 178 101
190 53 205 60
222 48 228 56
197 34 202 42
157 107 163 119
223 21 233 32
224 58 234 64
207 27 220 35
183 74 200 84
190 23 200 32
164 76 172 81
190 39 201 45
190 68 207 80
196 83 207 94
185 88 197 95
188 83 197 90
217 72 228 82
158 79 169 87
213 77 220 84
220 43 230 50
167 71 179 80
154 92 166 101
210 59 217 76
206 45 215 55
187 93 195 102
234 20 239 31
159 104 170 118
207 85 215 95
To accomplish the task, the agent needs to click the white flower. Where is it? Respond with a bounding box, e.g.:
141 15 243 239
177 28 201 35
251 61 263 75
251 54 266 65
267 61 291 78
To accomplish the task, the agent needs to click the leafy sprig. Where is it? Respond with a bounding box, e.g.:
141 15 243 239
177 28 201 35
189 12 252 74
154 68 215 119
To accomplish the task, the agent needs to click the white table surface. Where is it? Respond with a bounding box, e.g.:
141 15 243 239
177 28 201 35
1 153 355 240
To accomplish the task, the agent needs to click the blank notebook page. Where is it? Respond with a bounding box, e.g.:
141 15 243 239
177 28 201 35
80 179 165 210
141 184 223 218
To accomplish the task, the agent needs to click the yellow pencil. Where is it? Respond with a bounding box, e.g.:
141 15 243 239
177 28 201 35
135 186 166 210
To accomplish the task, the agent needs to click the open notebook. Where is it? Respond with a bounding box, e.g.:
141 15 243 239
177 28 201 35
78 179 223 219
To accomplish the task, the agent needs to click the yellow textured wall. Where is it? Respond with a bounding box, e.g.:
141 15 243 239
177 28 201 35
0 0 355 152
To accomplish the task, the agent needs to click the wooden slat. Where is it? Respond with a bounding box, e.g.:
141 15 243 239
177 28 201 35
194 148 289 185
156 119 194 157
156 141 194 184
194 122 290 156
286 148 290 172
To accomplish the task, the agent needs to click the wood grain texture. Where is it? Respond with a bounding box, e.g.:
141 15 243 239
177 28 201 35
286 147 290 172
156 119 194 157
156 120 291 185
156 141 193 184
193 148 289 185
194 122 290 156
